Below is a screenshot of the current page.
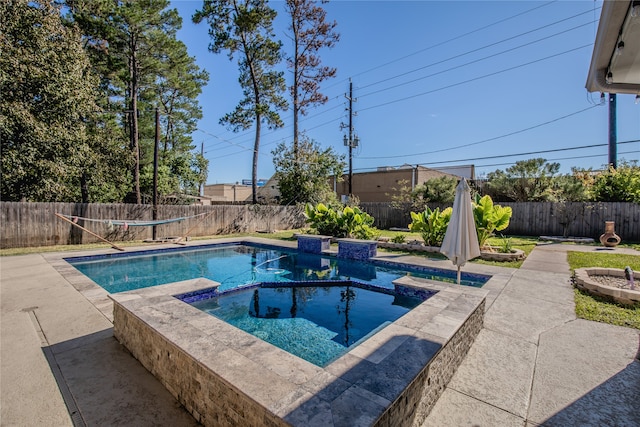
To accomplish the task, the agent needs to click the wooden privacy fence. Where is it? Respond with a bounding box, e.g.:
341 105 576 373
360 202 640 242
1 201 638 248
0 202 306 249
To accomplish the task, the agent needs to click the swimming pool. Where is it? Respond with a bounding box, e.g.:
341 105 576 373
101 239 491 426
66 243 489 294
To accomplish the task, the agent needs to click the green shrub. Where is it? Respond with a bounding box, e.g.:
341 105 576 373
304 203 378 239
498 234 512 254
473 195 512 248
408 206 452 246
391 233 407 244
590 161 640 203
304 202 340 236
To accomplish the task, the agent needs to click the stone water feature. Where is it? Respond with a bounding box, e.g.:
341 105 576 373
574 267 640 306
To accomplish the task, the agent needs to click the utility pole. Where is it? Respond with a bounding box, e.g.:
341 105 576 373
152 107 159 241
200 142 204 197
608 93 617 169
342 79 359 198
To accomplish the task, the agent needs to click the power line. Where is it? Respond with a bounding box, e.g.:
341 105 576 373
358 44 592 113
306 6 598 135
415 139 638 166
201 94 343 150
198 128 256 155
203 113 345 159
359 21 595 99
207 44 594 153
359 105 603 160
352 140 639 172
358 9 598 92
474 150 639 170
323 0 559 92
200 7 598 154
306 11 597 134
199 2 612 181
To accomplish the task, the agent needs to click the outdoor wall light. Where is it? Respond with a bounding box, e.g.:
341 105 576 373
631 1 640 18
616 41 625 56
606 71 614 84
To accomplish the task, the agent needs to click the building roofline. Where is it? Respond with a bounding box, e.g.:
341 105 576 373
586 0 640 94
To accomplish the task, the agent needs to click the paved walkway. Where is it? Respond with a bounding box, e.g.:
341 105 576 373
423 243 640 426
1 243 639 426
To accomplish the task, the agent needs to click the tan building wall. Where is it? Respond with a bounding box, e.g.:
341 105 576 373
203 180 281 203
333 166 459 202
203 184 252 202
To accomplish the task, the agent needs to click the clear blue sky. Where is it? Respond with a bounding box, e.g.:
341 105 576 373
171 0 639 184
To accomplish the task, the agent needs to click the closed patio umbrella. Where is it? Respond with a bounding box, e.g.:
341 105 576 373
440 178 481 284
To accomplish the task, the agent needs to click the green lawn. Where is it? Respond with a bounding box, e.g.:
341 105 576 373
567 251 640 330
377 229 422 241
567 251 640 270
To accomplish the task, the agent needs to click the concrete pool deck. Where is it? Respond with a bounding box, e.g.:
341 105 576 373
1 240 639 426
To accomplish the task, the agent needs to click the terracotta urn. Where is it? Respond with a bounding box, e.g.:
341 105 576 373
599 221 621 247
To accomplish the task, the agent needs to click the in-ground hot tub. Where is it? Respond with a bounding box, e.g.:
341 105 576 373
111 273 487 426
180 280 433 368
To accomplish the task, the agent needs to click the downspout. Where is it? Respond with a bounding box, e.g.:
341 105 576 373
609 93 617 168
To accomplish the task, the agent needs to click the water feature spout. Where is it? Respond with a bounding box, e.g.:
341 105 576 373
624 266 635 290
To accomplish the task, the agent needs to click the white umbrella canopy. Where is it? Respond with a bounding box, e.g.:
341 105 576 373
440 178 481 284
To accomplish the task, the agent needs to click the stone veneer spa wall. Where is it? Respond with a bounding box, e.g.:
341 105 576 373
111 275 486 427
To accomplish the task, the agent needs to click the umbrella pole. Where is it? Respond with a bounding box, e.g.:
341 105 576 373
457 266 461 285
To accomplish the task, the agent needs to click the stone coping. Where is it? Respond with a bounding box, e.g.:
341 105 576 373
110 271 488 426
336 238 379 244
296 234 333 240
574 268 640 305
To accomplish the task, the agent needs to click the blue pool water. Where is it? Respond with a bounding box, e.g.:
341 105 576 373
181 281 428 367
68 243 490 366
66 243 489 293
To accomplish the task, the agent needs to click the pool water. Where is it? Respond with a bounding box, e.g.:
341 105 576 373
184 282 427 367
67 243 489 294
68 242 489 368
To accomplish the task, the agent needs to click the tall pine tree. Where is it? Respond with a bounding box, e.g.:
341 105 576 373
194 0 288 204
66 0 209 203
153 37 210 198
286 0 339 159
